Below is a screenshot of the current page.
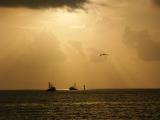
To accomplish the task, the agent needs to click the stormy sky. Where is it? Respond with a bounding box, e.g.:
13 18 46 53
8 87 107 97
0 0 160 89
0 0 89 9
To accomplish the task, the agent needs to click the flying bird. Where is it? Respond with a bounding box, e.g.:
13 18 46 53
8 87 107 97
99 53 108 56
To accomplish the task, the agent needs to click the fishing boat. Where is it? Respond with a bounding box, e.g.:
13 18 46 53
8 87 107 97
47 82 56 92
69 83 78 91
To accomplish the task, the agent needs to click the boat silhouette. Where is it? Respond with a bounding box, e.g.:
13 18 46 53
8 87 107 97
47 82 56 92
69 83 78 90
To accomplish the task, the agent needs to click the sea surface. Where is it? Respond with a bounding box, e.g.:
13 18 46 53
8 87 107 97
0 89 160 120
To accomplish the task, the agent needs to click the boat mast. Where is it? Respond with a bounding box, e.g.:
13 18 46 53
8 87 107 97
83 84 86 91
48 82 50 89
48 82 53 89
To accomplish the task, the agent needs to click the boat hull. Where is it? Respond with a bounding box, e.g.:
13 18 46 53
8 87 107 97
46 87 56 92
69 86 78 91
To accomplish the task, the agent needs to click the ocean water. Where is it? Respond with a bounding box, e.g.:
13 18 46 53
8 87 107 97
0 89 160 120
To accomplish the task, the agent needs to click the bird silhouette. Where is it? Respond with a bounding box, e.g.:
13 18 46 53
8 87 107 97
99 53 108 56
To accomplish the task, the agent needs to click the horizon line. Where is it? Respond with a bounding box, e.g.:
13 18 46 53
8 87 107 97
0 88 160 91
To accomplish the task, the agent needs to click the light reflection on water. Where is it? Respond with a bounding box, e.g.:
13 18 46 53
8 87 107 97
0 89 160 120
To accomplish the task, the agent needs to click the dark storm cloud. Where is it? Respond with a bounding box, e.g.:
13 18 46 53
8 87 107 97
0 0 89 9
123 27 160 61
153 0 160 6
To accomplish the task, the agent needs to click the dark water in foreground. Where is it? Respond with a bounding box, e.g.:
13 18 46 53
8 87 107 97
0 89 160 120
